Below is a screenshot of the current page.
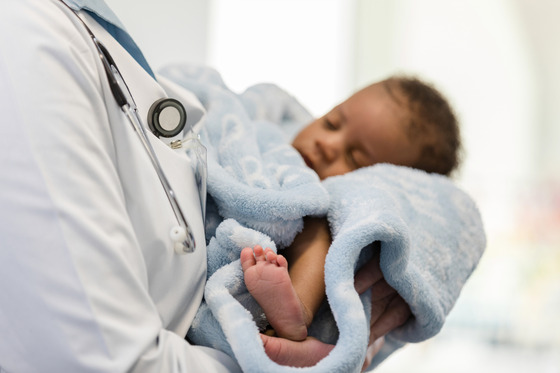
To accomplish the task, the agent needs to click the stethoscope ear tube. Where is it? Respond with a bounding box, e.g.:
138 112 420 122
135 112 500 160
95 41 128 107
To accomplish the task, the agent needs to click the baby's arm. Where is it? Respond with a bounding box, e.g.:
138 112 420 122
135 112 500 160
283 217 331 326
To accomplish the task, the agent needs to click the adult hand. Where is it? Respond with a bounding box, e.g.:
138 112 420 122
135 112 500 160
354 250 412 372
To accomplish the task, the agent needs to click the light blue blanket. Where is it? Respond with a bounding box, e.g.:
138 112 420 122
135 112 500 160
160 65 486 372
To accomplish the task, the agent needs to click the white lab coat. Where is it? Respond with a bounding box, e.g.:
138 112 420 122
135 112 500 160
0 1 240 372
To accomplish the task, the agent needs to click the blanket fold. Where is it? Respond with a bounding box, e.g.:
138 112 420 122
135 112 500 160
160 64 486 372
321 165 486 370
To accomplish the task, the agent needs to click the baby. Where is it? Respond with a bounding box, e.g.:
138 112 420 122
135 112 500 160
241 75 461 366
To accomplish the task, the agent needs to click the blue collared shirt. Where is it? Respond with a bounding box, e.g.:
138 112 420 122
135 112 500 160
63 0 156 79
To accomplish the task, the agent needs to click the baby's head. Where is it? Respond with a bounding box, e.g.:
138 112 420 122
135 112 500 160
292 75 461 180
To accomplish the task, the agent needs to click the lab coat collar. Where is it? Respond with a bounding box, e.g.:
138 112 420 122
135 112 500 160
61 0 156 79
62 0 126 30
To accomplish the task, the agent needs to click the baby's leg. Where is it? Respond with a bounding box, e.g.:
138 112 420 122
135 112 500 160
241 245 307 341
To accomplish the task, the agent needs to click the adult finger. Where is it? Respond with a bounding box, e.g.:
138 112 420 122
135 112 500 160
370 278 396 300
354 251 382 294
369 295 411 342
369 292 395 328
361 337 385 372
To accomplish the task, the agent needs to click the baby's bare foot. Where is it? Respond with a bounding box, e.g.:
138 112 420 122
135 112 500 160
240 245 307 341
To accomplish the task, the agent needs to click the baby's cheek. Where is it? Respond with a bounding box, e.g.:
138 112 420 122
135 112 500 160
324 165 350 179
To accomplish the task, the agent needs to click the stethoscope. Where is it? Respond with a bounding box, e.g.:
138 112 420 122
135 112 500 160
62 2 206 254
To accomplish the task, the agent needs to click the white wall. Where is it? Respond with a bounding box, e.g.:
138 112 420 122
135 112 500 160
108 0 211 70
207 0 356 117
514 0 560 177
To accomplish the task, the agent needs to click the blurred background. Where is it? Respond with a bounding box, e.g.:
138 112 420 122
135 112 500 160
111 0 560 371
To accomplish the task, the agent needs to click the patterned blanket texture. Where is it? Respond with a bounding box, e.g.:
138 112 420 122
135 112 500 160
159 65 486 372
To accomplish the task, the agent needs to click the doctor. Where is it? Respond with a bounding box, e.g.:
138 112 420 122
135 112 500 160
0 0 240 371
0 0 409 372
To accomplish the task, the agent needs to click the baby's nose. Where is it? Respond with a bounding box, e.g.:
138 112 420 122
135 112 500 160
316 136 341 162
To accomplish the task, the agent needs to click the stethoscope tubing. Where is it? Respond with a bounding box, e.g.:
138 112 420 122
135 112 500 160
122 104 196 253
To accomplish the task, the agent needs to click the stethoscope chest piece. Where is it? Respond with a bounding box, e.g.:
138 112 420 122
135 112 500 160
148 98 187 138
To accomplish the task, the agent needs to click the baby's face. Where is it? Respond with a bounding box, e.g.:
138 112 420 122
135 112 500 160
292 81 421 180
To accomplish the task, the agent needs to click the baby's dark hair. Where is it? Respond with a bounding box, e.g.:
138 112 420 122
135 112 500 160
385 75 462 176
